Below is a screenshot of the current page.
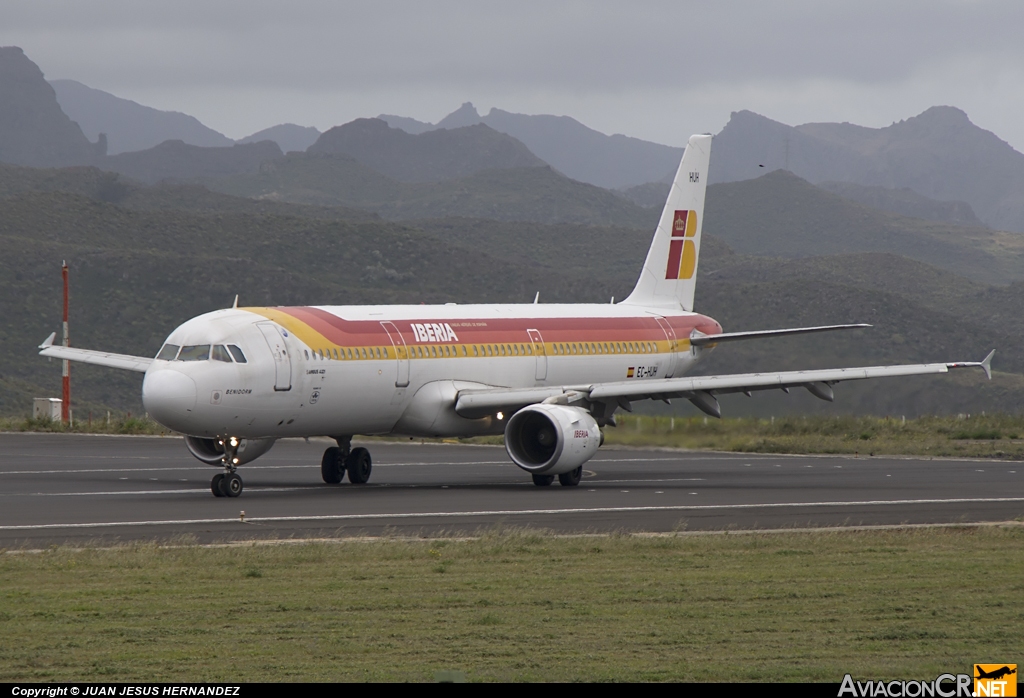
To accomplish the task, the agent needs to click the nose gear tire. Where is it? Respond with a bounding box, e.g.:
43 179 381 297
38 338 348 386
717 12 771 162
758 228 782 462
211 473 226 497
223 472 244 497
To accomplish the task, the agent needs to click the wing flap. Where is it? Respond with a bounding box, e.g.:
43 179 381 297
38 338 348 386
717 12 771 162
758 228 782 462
39 333 153 373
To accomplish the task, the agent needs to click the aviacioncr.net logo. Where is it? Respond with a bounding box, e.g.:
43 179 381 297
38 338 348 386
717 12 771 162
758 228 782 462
839 674 973 697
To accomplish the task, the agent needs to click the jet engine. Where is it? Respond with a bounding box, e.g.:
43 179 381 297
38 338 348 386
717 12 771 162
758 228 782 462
184 436 276 466
504 404 602 475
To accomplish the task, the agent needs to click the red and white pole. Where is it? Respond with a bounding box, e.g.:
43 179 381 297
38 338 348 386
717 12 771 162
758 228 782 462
62 261 70 423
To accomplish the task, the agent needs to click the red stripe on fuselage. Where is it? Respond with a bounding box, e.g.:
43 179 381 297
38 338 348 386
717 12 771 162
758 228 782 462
272 307 721 347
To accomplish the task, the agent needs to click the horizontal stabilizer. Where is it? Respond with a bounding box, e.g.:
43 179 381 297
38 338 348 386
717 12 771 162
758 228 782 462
690 324 871 347
39 333 153 373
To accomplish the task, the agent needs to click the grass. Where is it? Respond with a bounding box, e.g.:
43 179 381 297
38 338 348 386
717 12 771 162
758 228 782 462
0 415 172 436
7 413 1024 460
605 414 1024 459
0 527 1021 681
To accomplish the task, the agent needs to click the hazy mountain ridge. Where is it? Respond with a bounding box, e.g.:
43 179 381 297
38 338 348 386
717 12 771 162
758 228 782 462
712 107 1024 232
307 118 546 182
0 47 101 167
99 139 284 184
204 151 655 227
379 102 683 189
237 124 321 153
50 79 234 154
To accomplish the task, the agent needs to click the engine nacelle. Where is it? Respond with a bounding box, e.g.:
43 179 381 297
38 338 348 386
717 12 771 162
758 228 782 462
504 404 602 475
184 436 276 465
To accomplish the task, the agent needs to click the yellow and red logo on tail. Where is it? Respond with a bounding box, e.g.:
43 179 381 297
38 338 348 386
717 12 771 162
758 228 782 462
665 209 698 280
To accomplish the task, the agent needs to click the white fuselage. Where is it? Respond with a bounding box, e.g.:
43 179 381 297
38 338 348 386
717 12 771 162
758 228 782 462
142 303 722 440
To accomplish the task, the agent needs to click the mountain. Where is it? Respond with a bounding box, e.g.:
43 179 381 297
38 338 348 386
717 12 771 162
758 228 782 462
3 161 1024 418
237 123 321 154
703 170 1024 284
307 118 546 182
379 102 683 190
204 152 655 227
0 46 101 167
711 107 1024 233
815 181 983 226
49 79 233 154
626 176 987 227
98 139 283 184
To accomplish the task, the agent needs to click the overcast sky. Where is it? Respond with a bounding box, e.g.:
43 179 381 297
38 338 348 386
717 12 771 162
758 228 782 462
3 0 1022 150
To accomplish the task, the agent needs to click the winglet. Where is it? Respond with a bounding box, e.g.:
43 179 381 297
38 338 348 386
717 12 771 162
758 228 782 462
946 349 994 380
981 349 995 380
39 331 56 349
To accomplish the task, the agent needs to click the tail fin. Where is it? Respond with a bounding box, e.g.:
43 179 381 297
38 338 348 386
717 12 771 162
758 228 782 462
622 134 712 311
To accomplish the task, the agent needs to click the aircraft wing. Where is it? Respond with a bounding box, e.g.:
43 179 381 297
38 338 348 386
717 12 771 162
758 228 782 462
38 332 153 373
455 351 995 419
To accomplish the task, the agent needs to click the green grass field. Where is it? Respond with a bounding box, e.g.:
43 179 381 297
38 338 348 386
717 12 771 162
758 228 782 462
6 414 1024 460
605 414 1024 460
1 527 1022 682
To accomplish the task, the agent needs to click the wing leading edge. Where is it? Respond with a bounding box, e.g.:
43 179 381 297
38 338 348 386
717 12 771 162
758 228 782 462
455 351 995 420
38 332 153 373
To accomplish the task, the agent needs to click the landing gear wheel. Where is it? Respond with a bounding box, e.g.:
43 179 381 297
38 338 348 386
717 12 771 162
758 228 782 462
345 447 372 484
558 466 583 487
223 472 244 497
532 474 555 487
211 473 226 497
321 446 344 484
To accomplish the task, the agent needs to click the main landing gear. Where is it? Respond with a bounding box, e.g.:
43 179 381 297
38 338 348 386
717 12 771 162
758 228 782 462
321 436 373 485
211 436 244 498
531 466 583 487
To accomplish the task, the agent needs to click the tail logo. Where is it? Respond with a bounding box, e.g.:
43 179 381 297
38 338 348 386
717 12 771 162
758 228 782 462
665 209 698 280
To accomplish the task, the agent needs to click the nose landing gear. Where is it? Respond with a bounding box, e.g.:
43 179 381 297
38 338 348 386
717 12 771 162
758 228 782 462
211 436 244 498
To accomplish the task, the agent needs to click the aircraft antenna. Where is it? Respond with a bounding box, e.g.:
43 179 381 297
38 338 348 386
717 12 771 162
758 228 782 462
62 261 70 424
533 292 539 304
232 295 239 309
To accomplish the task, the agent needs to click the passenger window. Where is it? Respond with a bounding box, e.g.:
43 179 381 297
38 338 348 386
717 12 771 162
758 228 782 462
304 350 310 360
156 343 179 361
178 345 210 362
473 345 479 356
212 345 232 362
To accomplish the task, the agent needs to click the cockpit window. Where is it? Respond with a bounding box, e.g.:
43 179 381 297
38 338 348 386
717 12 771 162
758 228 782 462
228 345 247 363
156 343 180 361
178 344 211 361
211 345 232 362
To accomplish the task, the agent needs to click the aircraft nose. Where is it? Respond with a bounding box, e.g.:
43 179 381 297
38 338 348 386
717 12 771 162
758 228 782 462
143 369 197 428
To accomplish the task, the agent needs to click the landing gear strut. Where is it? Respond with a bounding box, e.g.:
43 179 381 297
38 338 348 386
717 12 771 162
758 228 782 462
211 436 244 497
321 437 373 485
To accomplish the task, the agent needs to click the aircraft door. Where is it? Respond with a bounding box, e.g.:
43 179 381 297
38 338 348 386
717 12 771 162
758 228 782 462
527 329 547 381
256 322 293 391
380 321 410 388
654 316 678 378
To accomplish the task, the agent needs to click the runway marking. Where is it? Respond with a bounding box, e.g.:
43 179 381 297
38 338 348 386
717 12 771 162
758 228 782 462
3 496 1023 531
0 487 310 497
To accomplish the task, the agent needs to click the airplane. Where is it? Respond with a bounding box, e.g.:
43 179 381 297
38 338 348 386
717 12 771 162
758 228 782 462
38 134 995 498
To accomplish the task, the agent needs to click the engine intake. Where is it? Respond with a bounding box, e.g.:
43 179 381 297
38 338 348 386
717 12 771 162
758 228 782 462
184 436 276 465
504 404 601 475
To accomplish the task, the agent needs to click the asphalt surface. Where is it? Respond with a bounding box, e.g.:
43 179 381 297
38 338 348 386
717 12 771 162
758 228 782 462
1 432 1022 547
